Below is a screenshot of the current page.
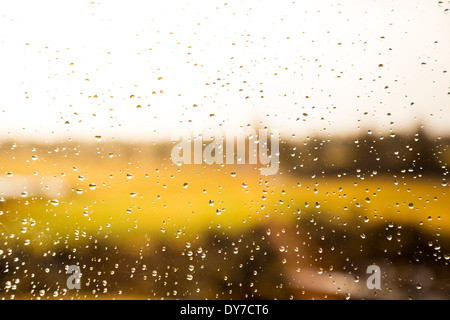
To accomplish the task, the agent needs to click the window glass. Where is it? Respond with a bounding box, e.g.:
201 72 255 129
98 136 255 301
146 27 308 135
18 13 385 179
0 0 449 300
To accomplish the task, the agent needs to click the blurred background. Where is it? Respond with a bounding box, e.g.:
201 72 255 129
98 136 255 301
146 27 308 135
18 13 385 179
0 0 449 299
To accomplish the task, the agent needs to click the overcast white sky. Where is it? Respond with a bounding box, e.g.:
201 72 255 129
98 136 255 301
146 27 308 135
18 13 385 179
0 0 449 142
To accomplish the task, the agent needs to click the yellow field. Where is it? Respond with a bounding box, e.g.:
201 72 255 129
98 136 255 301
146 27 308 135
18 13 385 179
1 148 448 251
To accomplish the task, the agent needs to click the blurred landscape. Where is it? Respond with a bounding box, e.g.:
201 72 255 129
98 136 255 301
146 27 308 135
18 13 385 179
0 128 449 300
0 0 449 302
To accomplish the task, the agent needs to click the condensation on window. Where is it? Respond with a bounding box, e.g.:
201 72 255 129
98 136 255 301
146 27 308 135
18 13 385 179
0 0 449 300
